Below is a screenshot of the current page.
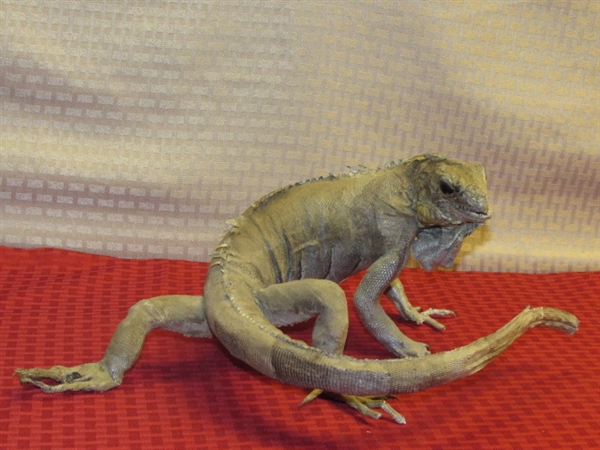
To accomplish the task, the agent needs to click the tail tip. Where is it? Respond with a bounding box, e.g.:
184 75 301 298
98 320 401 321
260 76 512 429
528 306 579 335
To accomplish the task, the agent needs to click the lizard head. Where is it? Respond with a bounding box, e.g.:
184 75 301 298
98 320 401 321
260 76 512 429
407 154 491 227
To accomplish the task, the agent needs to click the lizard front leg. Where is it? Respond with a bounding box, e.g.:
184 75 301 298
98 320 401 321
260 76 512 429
354 251 430 358
386 279 455 331
16 295 210 393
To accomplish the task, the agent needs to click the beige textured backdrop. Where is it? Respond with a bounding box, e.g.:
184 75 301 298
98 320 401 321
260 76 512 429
1 0 598 272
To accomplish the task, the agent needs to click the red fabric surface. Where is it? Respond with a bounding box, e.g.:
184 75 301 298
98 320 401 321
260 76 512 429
1 246 598 450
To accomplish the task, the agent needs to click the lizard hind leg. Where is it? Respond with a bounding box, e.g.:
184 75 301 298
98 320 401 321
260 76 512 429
256 280 406 423
16 294 211 393
256 279 350 355
256 279 348 408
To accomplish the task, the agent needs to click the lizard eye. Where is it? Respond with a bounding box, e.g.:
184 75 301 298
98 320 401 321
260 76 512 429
439 180 456 195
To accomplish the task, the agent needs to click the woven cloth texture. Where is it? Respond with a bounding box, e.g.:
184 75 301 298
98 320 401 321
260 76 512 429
1 1 598 272
1 247 598 449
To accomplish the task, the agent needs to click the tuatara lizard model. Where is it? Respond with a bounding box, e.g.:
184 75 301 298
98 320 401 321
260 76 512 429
16 154 579 424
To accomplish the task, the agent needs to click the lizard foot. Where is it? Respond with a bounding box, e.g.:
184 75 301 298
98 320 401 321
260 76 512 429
387 280 455 331
400 306 456 331
301 389 406 424
15 362 119 393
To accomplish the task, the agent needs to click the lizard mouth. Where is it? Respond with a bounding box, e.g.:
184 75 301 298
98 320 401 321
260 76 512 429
446 202 490 224
419 200 490 227
460 207 490 223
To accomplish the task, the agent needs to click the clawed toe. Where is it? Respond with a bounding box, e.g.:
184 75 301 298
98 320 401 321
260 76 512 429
335 394 405 424
300 388 324 406
302 391 406 424
402 307 456 331
16 368 66 393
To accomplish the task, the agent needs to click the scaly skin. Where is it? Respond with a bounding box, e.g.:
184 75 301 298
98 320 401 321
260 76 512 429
16 154 579 424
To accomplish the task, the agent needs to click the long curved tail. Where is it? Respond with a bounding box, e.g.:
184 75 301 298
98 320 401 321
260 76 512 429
270 306 579 395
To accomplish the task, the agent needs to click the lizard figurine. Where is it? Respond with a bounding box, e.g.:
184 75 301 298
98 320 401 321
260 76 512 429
16 154 579 424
